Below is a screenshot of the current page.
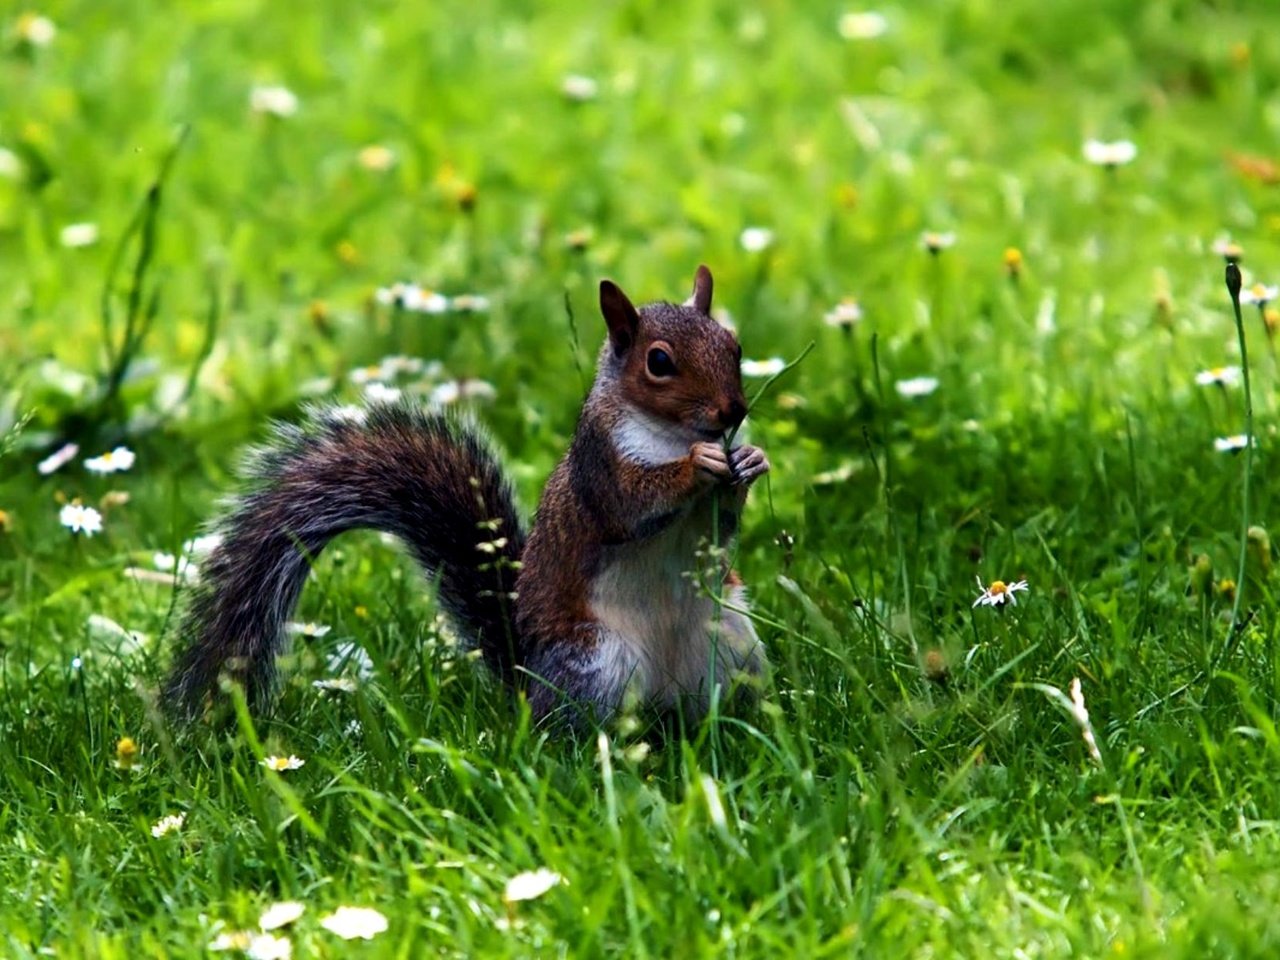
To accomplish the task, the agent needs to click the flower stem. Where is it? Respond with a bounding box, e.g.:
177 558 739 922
1225 261 1252 657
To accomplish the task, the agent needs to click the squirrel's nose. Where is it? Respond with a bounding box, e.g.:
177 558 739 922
720 398 748 430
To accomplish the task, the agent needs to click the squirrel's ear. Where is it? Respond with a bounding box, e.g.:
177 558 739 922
685 264 713 315
600 280 640 356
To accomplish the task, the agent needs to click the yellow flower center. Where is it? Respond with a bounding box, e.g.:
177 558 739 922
989 580 1008 595
1251 284 1269 299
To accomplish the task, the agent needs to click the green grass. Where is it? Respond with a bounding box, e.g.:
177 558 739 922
5 0 1280 955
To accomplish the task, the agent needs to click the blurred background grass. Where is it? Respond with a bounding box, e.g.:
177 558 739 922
5 0 1280 956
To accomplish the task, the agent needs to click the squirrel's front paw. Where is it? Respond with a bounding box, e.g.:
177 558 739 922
729 444 770 486
691 441 733 484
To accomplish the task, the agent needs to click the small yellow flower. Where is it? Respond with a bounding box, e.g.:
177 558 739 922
454 181 478 212
564 227 593 251
1003 247 1024 278
336 240 359 265
922 649 949 684
835 182 859 209
1218 578 1237 603
115 736 140 770
0 508 10 532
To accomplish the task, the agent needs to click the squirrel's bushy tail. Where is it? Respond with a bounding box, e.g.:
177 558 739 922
162 402 526 720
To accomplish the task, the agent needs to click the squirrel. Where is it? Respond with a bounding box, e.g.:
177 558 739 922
162 265 771 727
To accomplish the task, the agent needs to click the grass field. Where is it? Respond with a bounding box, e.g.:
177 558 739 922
5 0 1280 955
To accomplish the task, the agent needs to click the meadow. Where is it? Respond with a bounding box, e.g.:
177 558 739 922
3 0 1280 955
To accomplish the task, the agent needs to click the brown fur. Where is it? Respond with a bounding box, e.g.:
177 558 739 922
164 267 768 728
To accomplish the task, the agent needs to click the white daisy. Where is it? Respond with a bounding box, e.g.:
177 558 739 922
812 462 857 485
1240 283 1279 307
153 552 196 580
319 906 388 940
740 357 786 377
1211 238 1244 262
560 74 599 102
430 379 497 407
895 376 940 398
313 677 358 693
259 901 306 931
1214 434 1253 453
84 446 136 474
823 299 863 329
210 931 253 952
15 13 56 46
0 147 22 178
250 85 299 118
246 934 292 960
364 382 402 404
739 227 774 253
1195 366 1242 387
326 642 374 680
287 621 331 638
37 442 79 475
503 868 564 904
357 145 396 172
261 755 305 772
59 223 99 248
87 613 147 649
347 364 385 387
450 293 491 312
399 284 450 314
186 533 223 556
921 230 956 253
972 576 1029 608
60 503 103 536
837 11 888 39
150 813 185 838
1069 677 1103 766
378 355 425 377
1082 139 1137 167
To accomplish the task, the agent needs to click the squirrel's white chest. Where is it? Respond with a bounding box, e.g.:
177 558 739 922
587 502 759 710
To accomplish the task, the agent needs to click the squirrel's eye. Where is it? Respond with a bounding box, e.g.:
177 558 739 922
646 347 677 378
